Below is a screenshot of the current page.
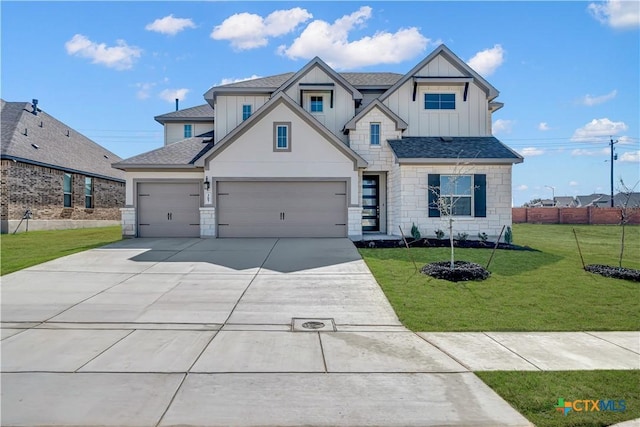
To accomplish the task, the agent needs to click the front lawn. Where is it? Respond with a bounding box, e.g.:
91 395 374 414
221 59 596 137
359 224 640 331
477 370 640 427
1 226 122 275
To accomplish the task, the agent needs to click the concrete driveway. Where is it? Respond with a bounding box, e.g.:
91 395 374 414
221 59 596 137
1 238 531 427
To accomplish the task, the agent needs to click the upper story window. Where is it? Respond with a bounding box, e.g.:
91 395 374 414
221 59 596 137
440 174 472 216
310 96 324 113
425 93 456 110
242 104 252 121
370 123 380 145
85 177 93 209
184 124 193 138
273 122 291 152
63 173 73 208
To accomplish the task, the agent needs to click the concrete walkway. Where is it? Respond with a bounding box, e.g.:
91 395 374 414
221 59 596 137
1 238 637 426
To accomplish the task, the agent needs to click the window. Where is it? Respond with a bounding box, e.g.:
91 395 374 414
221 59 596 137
429 174 486 218
63 173 72 208
273 122 291 151
184 124 192 138
310 96 323 112
242 104 252 120
85 177 93 209
370 123 380 145
424 93 456 110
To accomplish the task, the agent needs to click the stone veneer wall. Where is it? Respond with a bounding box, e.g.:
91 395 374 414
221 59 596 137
200 207 216 237
397 164 513 239
1 160 125 232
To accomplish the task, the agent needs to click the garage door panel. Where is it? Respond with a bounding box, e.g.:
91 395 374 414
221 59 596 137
217 181 346 238
138 183 200 238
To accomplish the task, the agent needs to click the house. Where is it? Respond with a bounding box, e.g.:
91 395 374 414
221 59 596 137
554 196 577 208
575 193 611 207
113 44 523 239
1 99 125 233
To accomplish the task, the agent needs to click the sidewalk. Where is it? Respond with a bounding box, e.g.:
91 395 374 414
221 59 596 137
419 331 639 371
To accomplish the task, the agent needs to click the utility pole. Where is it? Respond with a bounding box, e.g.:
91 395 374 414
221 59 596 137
610 137 618 207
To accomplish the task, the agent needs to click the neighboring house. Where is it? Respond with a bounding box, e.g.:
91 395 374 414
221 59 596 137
575 193 611 207
554 196 577 208
113 44 523 239
1 99 125 233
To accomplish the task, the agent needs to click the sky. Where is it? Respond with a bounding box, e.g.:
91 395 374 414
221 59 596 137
1 1 638 206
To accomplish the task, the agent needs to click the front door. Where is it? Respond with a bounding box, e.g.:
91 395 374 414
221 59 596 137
362 176 379 232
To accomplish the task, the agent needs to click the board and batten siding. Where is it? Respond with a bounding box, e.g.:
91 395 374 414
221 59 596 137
214 94 270 144
282 65 355 144
383 56 491 137
164 122 214 145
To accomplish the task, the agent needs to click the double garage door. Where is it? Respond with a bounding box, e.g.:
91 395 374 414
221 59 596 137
137 181 347 238
217 181 347 238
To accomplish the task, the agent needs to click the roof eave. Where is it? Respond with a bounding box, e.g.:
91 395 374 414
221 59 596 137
395 157 523 165
111 163 201 171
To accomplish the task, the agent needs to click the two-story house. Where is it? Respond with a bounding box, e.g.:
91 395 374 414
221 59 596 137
113 44 523 239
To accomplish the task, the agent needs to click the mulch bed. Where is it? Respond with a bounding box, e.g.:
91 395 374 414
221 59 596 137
421 261 491 282
354 238 535 251
584 264 640 282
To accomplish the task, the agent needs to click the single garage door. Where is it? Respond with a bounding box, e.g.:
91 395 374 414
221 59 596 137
137 182 200 237
217 181 347 238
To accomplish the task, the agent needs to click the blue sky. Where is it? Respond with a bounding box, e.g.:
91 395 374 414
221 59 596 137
2 1 638 206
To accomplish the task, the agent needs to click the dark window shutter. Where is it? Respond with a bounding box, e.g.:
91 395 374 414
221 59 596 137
428 174 440 217
474 174 487 217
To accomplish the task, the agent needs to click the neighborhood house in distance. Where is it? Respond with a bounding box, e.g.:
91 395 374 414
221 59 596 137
1 99 125 234
113 44 523 240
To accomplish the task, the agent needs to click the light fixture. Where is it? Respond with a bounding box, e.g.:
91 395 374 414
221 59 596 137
203 176 210 190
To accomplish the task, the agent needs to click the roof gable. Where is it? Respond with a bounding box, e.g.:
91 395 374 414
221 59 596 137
273 57 363 101
1 99 124 181
154 104 214 123
195 92 367 169
343 100 408 132
380 44 499 102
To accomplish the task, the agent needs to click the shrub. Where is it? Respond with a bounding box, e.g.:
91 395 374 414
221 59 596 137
411 223 421 239
456 232 469 242
504 226 513 244
434 229 445 240
478 232 489 243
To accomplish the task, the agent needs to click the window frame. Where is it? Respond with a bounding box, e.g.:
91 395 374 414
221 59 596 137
63 173 73 208
370 122 381 146
439 174 473 217
242 104 252 121
84 177 93 209
184 124 193 138
424 93 456 110
273 122 292 152
310 95 324 113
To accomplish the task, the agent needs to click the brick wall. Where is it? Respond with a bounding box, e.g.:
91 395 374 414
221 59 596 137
1 160 125 221
512 207 640 225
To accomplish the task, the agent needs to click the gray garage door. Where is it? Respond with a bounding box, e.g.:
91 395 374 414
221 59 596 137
217 181 347 238
137 182 200 237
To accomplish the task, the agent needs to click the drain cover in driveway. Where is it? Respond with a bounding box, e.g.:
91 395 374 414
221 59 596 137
292 318 336 332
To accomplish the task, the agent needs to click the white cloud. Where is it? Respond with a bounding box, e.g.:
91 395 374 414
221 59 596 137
467 44 505 76
538 122 550 131
278 6 429 69
516 184 528 191
619 150 640 163
493 119 514 134
211 8 312 50
580 89 618 106
135 82 156 100
159 88 189 102
145 14 196 35
571 118 628 142
65 34 141 70
519 147 545 157
588 0 640 29
569 181 579 187
571 147 610 156
218 75 262 86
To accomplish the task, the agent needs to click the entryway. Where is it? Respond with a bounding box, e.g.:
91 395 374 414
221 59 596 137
362 174 386 233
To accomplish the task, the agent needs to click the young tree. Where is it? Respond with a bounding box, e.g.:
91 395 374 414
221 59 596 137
616 179 639 268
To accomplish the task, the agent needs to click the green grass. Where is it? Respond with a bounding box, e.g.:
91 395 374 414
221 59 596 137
477 370 640 427
1 226 122 275
359 224 640 331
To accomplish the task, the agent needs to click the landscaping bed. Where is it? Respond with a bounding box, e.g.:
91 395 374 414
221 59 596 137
353 237 535 251
585 264 640 282
421 260 490 282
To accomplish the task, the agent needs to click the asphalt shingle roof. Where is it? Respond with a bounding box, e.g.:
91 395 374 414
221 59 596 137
1 100 125 181
113 134 213 167
154 103 214 122
214 72 402 90
387 136 523 161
